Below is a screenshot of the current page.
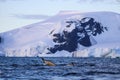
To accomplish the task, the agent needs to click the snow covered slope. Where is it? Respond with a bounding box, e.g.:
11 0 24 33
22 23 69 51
0 11 120 57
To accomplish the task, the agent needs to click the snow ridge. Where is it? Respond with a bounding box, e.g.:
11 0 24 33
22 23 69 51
0 11 120 57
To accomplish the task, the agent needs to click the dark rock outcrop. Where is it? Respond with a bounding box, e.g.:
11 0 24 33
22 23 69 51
48 17 108 53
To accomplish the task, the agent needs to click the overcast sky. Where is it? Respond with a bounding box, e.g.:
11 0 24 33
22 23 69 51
0 0 120 33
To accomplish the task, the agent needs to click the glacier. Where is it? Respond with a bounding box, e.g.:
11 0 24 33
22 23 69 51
0 11 120 57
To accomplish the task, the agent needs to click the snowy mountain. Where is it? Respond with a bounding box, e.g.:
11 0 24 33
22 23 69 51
0 11 120 57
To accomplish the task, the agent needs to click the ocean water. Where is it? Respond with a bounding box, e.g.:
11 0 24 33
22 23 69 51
0 57 120 80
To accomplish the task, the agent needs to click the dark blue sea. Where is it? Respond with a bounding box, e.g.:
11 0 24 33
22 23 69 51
0 57 120 80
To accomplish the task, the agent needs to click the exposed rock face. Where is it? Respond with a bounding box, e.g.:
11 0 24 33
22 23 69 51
48 17 108 53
